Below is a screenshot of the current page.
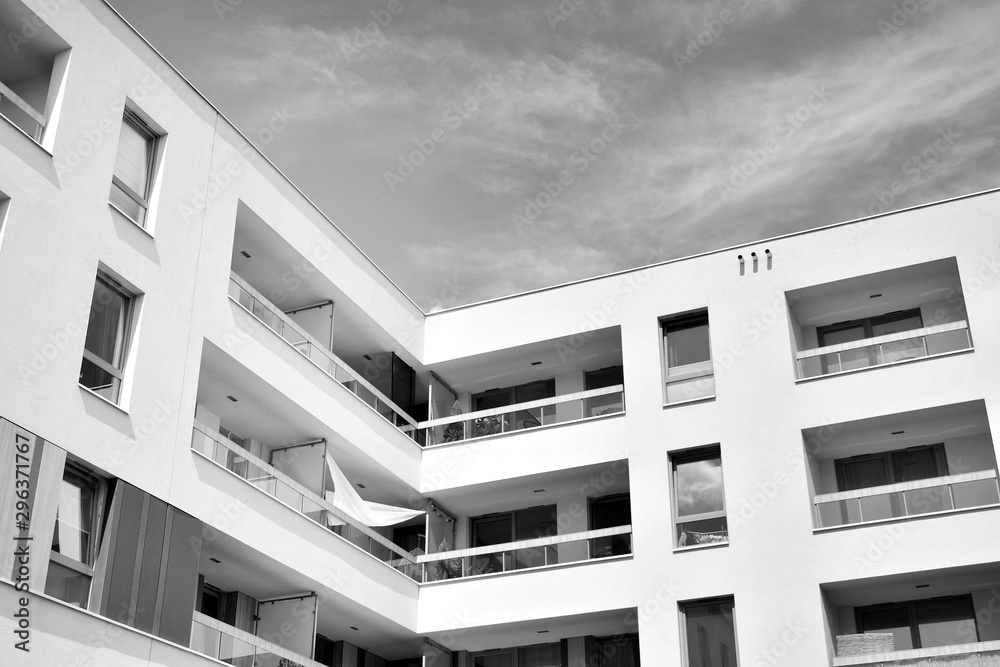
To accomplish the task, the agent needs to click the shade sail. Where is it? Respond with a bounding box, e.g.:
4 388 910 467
324 452 423 527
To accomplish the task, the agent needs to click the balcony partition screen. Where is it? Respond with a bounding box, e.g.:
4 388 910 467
91 480 202 645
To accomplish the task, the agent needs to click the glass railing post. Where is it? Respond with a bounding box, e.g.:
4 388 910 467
900 491 909 516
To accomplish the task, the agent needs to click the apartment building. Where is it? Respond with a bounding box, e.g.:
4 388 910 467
1 0 999 665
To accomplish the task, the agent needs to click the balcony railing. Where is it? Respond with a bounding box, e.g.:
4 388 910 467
228 273 418 439
832 639 1000 666
796 320 972 379
191 422 421 580
190 610 324 667
814 470 1000 529
418 384 625 446
0 80 46 142
415 525 632 582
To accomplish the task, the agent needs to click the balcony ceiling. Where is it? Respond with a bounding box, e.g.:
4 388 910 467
823 561 1000 607
0 1 68 84
788 258 960 326
429 459 630 517
423 607 638 654
804 400 991 459
231 201 425 391
428 326 624 396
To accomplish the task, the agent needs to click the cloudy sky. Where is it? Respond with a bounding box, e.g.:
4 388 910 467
108 0 1000 310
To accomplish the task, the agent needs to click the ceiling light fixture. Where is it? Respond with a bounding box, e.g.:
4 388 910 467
227 395 238 402
209 557 221 564
869 293 883 298
891 430 905 435
531 361 542 366
240 250 251 258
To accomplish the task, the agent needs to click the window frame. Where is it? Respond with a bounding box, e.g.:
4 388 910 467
834 443 947 491
670 446 729 549
109 107 160 229
854 595 979 649
679 596 740 667
79 271 137 404
46 461 109 608
660 310 715 405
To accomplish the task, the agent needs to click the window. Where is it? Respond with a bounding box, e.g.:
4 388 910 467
472 379 555 434
110 107 159 228
817 308 924 372
681 597 739 667
470 505 557 572
662 310 715 404
855 595 977 649
833 444 950 522
79 272 136 404
585 365 624 417
45 462 109 608
589 493 632 557
671 447 728 548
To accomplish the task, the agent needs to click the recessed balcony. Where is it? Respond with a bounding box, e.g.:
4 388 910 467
805 401 1000 531
228 272 419 440
421 326 624 447
191 420 421 580
403 461 632 583
823 563 1000 666
787 258 974 381
0 0 70 144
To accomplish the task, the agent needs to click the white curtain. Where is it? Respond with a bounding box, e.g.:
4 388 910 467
324 453 424 527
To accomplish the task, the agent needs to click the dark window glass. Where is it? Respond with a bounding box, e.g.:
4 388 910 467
683 598 738 667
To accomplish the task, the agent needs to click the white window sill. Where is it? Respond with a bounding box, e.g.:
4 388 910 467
673 540 729 553
108 201 154 238
663 395 716 409
78 383 129 415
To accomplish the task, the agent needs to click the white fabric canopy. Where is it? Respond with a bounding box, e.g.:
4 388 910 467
323 452 424 527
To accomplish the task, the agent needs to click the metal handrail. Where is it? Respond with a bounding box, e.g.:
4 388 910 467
191 611 325 667
814 469 998 504
228 272 418 432
191 421 416 565
419 384 624 430
418 524 632 562
797 320 969 360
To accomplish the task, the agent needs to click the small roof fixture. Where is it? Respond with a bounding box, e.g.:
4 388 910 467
349 626 359 631
891 430 905 435
869 293 883 298
531 361 542 366
209 557 221 564
227 395 238 402
240 250 252 258
356 483 366 489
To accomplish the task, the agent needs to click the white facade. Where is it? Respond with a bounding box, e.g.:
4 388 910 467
1 1 999 666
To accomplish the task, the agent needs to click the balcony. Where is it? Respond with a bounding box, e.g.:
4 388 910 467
191 422 421 580
417 383 624 446
191 611 324 667
228 272 419 440
422 326 624 446
805 401 1000 531
823 563 1000 666
415 525 632 582
0 0 70 144
787 257 974 381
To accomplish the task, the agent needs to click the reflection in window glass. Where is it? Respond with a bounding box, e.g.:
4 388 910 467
683 598 738 667
673 448 728 547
